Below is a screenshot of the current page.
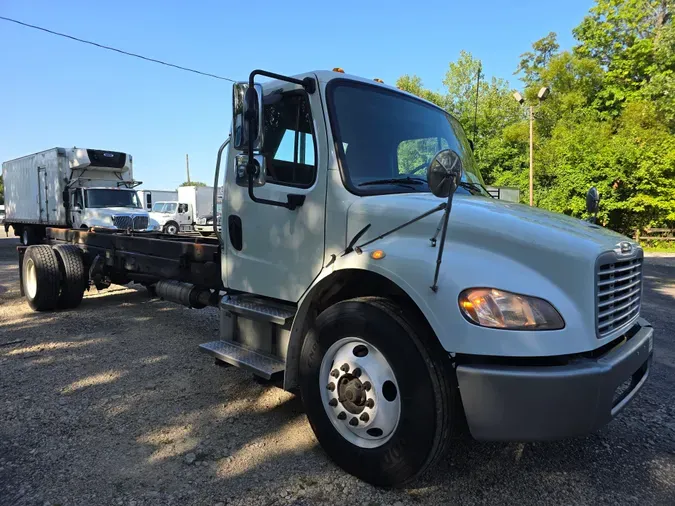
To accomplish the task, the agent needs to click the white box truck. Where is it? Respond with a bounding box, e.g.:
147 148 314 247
149 185 214 234
137 189 178 211
2 147 155 244
15 70 653 487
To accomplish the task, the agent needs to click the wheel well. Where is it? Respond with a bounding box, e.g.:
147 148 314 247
284 269 436 391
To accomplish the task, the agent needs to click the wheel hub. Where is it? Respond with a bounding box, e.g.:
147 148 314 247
338 374 366 414
319 338 401 449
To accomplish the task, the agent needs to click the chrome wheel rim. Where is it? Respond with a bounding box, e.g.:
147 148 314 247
25 258 37 299
319 337 401 449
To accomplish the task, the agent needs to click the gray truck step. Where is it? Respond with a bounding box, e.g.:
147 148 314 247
221 295 295 325
199 340 285 380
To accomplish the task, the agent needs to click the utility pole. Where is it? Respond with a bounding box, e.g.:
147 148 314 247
186 154 191 184
529 105 534 207
513 86 550 207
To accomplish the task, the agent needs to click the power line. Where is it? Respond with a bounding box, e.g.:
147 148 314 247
0 15 237 83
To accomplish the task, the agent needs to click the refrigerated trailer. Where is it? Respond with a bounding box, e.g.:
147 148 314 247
15 69 654 487
2 147 154 245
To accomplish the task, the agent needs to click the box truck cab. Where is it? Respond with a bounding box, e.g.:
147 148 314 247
70 186 150 232
2 147 154 244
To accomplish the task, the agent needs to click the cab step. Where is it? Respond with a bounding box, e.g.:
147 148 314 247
221 295 295 326
199 340 285 379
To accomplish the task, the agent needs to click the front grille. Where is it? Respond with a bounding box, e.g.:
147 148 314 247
113 215 133 230
87 149 127 169
113 215 148 230
133 215 148 230
596 252 643 337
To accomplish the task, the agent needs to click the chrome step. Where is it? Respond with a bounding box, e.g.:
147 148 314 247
199 340 285 379
221 295 295 325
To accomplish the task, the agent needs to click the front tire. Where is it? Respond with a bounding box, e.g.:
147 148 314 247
22 245 61 311
164 222 179 235
299 297 456 487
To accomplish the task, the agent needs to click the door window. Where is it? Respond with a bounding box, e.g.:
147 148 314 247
146 194 152 209
178 204 188 213
262 92 316 188
73 190 84 209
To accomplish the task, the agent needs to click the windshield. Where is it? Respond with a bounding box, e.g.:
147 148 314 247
327 81 489 197
152 202 177 213
85 189 142 209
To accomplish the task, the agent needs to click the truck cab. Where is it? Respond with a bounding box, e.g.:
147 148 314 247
149 201 193 234
212 70 653 485
70 187 151 231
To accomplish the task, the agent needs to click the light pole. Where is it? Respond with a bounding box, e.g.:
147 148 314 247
513 87 550 206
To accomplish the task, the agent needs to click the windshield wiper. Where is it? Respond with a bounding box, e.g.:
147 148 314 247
359 176 427 187
458 181 494 197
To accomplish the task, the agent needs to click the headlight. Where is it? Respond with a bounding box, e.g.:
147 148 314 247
458 288 564 330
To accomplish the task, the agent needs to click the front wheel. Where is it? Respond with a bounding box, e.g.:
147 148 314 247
299 297 456 487
164 222 179 235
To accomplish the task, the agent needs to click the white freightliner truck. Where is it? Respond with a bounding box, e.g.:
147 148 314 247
14 70 653 487
149 185 214 234
2 147 155 245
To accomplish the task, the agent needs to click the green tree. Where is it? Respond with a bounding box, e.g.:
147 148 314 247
179 181 207 187
0 175 4 205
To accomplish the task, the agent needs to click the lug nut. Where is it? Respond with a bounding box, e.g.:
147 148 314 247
352 368 362 377
340 363 350 373
349 417 359 426
328 398 338 407
366 399 374 408
363 381 372 392
337 411 347 420
330 369 340 378
360 412 369 422
326 382 335 391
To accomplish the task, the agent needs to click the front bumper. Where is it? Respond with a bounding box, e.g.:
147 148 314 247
194 224 220 232
456 318 653 441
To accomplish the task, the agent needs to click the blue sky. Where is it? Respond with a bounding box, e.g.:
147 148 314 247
1 0 593 190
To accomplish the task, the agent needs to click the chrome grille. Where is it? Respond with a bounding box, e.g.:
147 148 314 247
596 253 643 337
112 215 133 230
133 215 148 230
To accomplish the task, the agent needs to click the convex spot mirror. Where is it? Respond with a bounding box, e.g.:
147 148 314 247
586 186 600 215
235 154 266 188
232 82 264 151
427 149 463 198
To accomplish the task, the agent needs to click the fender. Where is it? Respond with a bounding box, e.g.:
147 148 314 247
283 242 441 391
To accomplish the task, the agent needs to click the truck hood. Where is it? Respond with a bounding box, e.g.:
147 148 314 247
347 193 633 257
91 207 147 216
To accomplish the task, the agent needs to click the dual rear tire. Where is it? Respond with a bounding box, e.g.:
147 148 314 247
22 244 86 311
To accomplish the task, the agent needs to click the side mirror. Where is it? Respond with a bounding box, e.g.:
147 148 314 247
235 154 266 187
586 186 600 215
427 149 463 198
232 82 264 151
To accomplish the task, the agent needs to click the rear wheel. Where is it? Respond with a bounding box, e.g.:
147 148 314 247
299 297 456 487
52 244 87 309
22 245 61 311
164 222 179 235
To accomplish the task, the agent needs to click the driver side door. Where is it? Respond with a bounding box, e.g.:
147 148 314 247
224 74 328 302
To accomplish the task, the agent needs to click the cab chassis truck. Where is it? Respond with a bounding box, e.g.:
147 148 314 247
16 69 654 487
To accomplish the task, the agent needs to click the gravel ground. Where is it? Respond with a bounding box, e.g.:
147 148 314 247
1 234 674 506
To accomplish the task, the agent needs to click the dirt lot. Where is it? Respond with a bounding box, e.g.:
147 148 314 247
1 233 674 506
